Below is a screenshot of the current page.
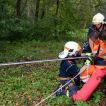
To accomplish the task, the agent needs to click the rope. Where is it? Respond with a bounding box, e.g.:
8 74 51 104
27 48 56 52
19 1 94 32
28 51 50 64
0 56 88 66
35 69 85 106
0 56 88 105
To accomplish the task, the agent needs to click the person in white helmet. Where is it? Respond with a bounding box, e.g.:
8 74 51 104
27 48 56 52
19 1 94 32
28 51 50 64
71 29 106 101
83 13 106 53
80 13 106 83
55 41 82 97
69 14 106 101
88 13 106 48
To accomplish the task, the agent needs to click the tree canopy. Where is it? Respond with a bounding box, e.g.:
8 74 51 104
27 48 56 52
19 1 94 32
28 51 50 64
0 0 106 41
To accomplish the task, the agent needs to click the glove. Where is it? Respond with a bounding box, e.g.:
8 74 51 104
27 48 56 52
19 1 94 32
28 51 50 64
85 59 91 65
85 53 92 56
84 53 93 65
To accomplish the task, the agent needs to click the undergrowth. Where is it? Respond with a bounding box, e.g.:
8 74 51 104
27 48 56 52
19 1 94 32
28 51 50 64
0 40 105 106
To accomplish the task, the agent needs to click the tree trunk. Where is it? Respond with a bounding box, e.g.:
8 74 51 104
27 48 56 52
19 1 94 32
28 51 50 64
55 0 59 16
54 0 60 38
0 0 7 19
40 0 45 19
16 0 22 17
35 0 40 21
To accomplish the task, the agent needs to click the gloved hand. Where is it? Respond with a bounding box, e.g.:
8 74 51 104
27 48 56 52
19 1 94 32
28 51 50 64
85 53 92 56
82 53 93 65
85 59 91 65
81 53 92 57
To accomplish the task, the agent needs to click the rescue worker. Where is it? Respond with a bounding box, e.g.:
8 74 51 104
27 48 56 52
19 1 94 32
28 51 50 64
83 13 106 53
80 13 106 83
55 41 81 97
71 29 106 101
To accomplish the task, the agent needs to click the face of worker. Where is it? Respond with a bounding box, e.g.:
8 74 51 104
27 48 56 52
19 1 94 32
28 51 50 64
95 23 102 29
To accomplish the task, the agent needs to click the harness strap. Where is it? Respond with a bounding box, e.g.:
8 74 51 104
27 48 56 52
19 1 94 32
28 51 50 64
57 77 71 80
94 44 106 65
93 44 100 63
56 77 75 83
96 44 100 56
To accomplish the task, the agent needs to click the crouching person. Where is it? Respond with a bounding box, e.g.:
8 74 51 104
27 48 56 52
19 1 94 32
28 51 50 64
55 41 82 97
72 30 106 101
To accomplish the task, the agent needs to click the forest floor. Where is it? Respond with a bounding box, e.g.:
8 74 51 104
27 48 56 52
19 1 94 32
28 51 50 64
0 40 105 106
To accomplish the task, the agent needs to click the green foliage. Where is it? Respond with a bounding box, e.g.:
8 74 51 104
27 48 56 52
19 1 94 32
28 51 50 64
90 91 104 104
0 0 105 105
0 18 26 40
48 96 73 106
0 40 105 106
0 0 8 19
75 101 88 106
59 29 88 45
0 0 104 41
0 15 87 41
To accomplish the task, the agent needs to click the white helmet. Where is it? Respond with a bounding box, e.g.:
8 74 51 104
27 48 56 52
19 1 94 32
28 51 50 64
92 13 106 25
58 41 81 58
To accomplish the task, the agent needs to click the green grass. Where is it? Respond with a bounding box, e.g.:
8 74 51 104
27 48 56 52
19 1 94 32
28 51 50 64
0 39 105 106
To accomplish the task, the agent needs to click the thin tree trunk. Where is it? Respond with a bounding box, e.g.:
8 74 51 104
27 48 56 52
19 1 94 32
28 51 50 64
35 0 40 21
55 0 59 16
40 0 45 19
0 0 7 19
16 0 22 17
54 0 60 38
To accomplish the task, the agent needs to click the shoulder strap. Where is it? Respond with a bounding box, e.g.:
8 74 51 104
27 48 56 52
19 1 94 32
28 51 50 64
93 44 100 65
95 44 100 56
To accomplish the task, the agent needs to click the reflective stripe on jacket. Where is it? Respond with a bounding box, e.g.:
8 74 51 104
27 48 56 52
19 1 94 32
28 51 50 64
90 39 106 65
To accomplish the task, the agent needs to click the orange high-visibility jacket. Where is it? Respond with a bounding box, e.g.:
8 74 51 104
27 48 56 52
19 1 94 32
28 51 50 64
92 40 106 59
72 39 106 101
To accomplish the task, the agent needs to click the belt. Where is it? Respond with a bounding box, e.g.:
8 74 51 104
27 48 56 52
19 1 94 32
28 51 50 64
57 77 71 80
56 77 75 83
